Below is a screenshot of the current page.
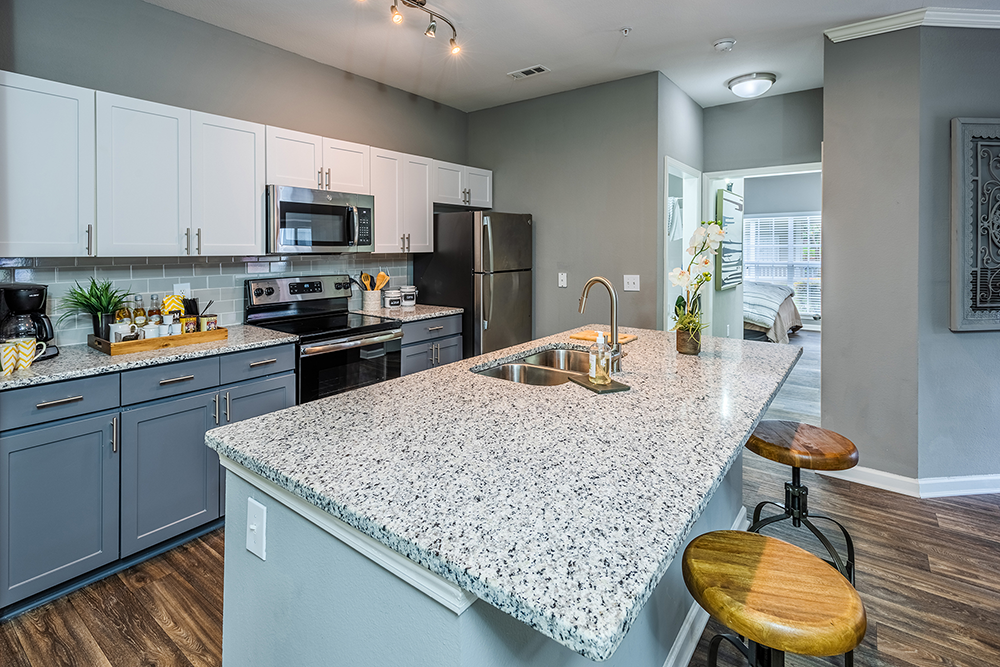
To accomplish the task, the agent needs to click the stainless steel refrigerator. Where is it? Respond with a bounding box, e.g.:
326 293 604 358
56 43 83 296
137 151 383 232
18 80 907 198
413 211 532 359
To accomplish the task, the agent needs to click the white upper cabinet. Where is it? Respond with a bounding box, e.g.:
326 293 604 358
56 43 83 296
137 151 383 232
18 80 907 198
265 126 323 190
0 71 96 257
371 148 433 253
322 138 370 194
191 112 266 256
432 160 492 209
97 93 191 257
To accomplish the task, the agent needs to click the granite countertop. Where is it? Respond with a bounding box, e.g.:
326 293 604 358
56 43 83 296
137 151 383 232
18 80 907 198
206 326 800 661
0 325 298 391
350 303 463 323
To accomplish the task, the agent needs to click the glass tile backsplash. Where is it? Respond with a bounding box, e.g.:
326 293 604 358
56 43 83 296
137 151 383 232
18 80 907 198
0 254 411 347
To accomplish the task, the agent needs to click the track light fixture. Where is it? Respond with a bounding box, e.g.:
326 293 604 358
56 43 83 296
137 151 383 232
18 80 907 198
390 0 461 54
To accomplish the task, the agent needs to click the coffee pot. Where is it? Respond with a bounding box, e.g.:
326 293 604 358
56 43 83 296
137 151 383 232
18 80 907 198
0 283 59 361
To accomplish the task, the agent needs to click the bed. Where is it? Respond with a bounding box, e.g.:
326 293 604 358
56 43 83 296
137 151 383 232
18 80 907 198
743 281 802 344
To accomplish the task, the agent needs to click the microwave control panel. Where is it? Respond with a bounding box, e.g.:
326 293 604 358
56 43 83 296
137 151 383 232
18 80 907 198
356 207 372 249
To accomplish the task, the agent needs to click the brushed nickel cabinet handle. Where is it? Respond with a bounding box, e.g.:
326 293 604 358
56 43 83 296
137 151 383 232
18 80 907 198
112 416 118 453
406 234 411 252
213 393 220 425
159 374 195 386
401 235 406 251
249 358 277 368
196 228 203 255
326 168 331 189
185 228 191 255
36 395 84 409
86 224 93 256
427 326 444 331
225 391 231 422
318 169 323 189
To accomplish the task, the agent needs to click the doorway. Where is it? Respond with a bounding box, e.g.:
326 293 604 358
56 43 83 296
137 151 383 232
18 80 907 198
664 157 702 331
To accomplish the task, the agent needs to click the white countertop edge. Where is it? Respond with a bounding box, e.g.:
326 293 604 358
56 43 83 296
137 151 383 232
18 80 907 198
220 454 479 615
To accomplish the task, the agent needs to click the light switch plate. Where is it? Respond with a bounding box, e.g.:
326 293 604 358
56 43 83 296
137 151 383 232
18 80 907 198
623 275 640 292
172 282 191 297
246 497 267 561
558 272 568 288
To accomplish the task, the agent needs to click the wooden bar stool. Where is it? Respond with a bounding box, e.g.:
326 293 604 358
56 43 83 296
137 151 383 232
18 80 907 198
745 420 858 584
683 530 866 667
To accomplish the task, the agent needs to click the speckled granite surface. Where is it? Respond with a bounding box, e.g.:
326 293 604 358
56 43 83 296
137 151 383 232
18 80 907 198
0 325 298 391
350 303 463 322
206 326 800 661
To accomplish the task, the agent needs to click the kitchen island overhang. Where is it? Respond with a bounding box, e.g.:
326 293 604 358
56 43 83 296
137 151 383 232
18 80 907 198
206 326 801 664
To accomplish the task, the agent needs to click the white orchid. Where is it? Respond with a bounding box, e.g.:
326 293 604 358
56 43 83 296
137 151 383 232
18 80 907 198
670 222 727 335
692 255 712 272
668 268 691 288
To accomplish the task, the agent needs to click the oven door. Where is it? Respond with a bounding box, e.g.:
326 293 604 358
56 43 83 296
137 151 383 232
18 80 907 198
298 329 403 403
268 185 358 254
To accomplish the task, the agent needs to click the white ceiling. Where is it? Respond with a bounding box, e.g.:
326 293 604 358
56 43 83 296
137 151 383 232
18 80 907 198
140 0 1000 112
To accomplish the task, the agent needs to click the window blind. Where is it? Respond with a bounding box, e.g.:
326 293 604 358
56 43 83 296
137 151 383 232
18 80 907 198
743 214 821 317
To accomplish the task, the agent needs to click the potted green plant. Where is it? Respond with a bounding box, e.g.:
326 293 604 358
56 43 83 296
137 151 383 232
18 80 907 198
669 222 725 355
57 279 132 340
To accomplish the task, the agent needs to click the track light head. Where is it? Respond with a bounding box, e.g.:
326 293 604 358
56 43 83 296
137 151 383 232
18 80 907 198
390 2 402 24
425 20 436 37
450 38 461 54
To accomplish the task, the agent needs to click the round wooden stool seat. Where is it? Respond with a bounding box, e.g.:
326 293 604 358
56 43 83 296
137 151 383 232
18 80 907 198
683 530 867 658
747 420 858 471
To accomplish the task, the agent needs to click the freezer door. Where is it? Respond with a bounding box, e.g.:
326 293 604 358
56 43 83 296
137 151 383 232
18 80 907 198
475 270 532 355
474 213 533 273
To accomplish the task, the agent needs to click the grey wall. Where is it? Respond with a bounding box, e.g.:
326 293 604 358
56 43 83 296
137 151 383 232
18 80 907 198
468 74 663 336
703 89 823 173
1 0 467 163
916 27 1000 477
744 172 823 216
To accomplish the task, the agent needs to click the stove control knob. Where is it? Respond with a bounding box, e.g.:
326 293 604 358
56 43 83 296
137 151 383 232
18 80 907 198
253 287 264 298
264 287 275 296
334 282 344 290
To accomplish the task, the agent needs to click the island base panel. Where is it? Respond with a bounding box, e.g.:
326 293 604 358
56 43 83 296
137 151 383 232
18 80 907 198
220 458 744 666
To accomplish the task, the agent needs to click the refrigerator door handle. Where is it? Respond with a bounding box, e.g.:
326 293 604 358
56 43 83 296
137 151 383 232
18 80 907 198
484 216 495 273
487 272 494 327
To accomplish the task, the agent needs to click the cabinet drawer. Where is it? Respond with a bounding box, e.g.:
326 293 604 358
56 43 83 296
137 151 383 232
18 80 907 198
401 315 462 346
120 357 220 406
219 345 295 385
0 374 120 432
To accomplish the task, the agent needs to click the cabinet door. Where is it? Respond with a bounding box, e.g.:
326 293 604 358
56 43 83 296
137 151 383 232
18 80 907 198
96 92 191 256
0 72 95 257
218 373 296 516
192 112 266 255
432 160 466 205
322 138 370 194
403 154 434 253
120 392 219 557
434 334 464 366
466 166 493 209
265 125 324 189
0 412 119 607
401 342 432 376
371 148 405 253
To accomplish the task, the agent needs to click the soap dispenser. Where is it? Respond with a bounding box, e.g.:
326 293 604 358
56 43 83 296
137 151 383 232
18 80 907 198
589 331 612 385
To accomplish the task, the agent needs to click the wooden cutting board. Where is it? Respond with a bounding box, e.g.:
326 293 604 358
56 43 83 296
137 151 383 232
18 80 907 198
569 330 638 344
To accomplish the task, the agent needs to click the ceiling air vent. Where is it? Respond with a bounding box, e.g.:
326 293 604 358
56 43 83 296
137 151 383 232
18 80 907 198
507 65 551 80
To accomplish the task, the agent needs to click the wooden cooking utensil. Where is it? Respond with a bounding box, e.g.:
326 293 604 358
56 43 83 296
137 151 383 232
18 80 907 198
361 273 373 291
374 272 389 291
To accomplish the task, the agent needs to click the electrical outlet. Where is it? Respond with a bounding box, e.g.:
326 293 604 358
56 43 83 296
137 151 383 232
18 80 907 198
558 272 568 288
172 282 191 297
246 497 267 561
623 275 640 292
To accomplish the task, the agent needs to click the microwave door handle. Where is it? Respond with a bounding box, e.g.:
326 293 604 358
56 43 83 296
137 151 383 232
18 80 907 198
352 206 360 247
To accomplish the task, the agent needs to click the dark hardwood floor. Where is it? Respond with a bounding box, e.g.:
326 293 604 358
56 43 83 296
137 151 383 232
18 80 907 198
4 330 999 666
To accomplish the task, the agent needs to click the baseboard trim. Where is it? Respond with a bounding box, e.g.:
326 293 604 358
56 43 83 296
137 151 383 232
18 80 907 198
818 466 1000 498
825 8 1000 43
661 508 750 667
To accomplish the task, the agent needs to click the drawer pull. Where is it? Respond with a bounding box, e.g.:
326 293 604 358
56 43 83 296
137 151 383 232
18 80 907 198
249 358 278 368
112 416 118 453
159 374 195 386
36 395 84 409
427 326 444 332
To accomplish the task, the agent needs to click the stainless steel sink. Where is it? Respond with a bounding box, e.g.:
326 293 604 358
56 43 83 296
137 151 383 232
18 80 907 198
515 348 590 374
475 363 581 386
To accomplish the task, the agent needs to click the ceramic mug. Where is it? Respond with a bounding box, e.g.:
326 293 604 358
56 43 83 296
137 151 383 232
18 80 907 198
11 337 46 369
142 324 160 339
157 324 170 337
0 341 18 376
109 322 138 342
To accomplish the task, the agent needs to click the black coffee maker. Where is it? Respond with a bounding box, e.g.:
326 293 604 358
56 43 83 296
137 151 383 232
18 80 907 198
0 283 59 361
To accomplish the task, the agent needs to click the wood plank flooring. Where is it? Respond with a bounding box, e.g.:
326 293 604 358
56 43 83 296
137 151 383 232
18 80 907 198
3 331 999 666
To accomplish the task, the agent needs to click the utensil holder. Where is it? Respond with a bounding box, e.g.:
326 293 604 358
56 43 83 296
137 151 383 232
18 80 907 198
362 290 382 312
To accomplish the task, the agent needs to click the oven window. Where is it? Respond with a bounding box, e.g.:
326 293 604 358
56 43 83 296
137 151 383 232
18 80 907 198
280 201 350 247
299 339 401 403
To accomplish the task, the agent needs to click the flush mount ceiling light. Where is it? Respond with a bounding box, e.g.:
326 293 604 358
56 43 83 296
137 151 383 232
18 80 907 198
390 0 461 54
713 38 736 52
727 72 776 98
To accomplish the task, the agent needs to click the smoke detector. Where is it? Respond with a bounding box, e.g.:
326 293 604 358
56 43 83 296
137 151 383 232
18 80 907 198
713 38 736 52
507 65 551 80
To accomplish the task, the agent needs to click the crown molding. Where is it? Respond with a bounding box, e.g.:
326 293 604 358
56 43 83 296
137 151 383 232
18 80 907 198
825 7 1000 43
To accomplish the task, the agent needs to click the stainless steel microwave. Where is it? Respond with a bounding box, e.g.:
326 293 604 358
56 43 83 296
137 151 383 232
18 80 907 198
267 185 374 254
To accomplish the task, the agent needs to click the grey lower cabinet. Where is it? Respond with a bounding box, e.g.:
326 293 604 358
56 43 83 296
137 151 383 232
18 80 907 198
0 411 120 607
400 315 464 375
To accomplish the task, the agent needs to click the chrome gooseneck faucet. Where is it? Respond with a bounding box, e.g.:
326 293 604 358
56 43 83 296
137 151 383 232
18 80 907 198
579 276 624 372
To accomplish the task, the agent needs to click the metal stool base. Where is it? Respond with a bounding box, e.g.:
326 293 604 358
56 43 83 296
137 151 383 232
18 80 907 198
707 632 854 667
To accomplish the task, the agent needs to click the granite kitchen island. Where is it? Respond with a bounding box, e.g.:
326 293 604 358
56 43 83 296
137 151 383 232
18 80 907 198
206 326 800 666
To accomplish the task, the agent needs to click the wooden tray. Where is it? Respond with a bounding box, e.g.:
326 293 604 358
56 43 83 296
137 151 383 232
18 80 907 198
87 328 229 356
569 330 638 344
569 375 631 394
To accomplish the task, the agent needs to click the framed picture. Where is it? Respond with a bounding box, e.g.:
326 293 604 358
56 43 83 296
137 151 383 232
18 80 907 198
715 189 743 291
951 117 1000 331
